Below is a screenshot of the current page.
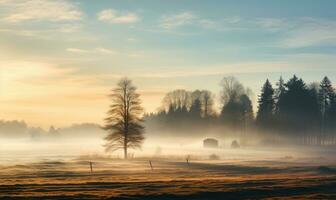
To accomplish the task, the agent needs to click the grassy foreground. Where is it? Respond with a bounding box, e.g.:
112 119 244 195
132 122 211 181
1 156 336 199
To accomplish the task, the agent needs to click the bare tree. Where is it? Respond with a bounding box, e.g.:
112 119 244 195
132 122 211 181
162 89 191 111
200 90 214 117
191 90 202 102
104 78 145 159
219 76 245 105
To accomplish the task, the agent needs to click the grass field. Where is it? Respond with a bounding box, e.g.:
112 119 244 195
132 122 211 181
1 152 336 199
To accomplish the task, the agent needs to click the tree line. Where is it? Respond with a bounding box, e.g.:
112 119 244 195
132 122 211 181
256 75 336 145
144 75 336 145
103 76 336 158
145 77 254 130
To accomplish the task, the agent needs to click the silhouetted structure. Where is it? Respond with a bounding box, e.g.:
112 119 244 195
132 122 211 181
231 140 240 149
203 138 218 148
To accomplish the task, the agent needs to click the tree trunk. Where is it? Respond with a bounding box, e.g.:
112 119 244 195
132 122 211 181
204 100 208 117
124 137 128 159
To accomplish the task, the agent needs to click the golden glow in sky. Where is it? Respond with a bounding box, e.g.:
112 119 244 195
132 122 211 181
1 0 336 128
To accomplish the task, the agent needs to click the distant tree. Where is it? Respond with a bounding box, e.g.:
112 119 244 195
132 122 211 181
328 93 336 144
274 76 286 114
49 126 59 137
162 89 197 122
162 89 191 112
319 76 336 144
146 89 215 132
29 127 46 140
219 76 245 105
240 94 254 142
103 78 145 159
161 89 190 121
191 90 202 101
256 79 275 129
220 99 243 129
275 77 285 99
273 76 287 140
0 120 28 138
309 82 320 94
219 76 252 130
319 77 334 117
299 82 321 145
220 96 253 131
189 91 202 119
190 90 215 118
200 90 214 117
276 75 320 144
319 78 334 123
240 94 254 122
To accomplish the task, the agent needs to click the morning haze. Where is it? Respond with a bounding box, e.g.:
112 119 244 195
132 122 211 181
1 0 336 199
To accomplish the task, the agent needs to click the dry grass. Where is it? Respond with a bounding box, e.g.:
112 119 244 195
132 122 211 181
1 157 336 199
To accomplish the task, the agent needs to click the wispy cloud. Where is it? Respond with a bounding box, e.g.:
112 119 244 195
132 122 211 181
127 37 138 42
97 9 139 24
121 53 336 79
65 47 145 58
66 47 116 55
66 48 89 53
279 18 336 48
160 12 196 29
0 24 81 38
0 0 82 23
124 62 289 78
254 17 336 48
255 18 289 31
95 47 115 55
158 13 336 48
159 11 217 30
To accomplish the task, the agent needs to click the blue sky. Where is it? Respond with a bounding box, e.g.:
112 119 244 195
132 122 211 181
1 0 336 127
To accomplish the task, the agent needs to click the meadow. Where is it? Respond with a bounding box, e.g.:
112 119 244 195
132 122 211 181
1 146 336 199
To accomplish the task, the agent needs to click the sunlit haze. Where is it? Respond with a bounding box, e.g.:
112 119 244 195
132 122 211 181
2 1 336 199
2 0 336 128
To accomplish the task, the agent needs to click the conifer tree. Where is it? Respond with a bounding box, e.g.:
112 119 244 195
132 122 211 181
256 79 275 129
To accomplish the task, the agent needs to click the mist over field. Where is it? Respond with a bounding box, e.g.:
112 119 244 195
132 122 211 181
0 116 335 164
2 122 336 199
2 0 336 199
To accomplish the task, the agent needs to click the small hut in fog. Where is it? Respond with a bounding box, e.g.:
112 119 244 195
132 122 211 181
203 138 218 148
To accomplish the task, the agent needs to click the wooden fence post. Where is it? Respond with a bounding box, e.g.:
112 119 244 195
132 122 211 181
149 160 153 170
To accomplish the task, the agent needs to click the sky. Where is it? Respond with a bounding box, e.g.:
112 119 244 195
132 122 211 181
1 0 336 128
